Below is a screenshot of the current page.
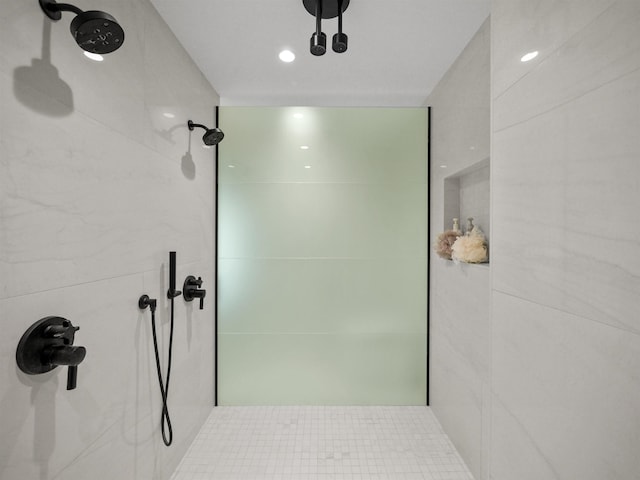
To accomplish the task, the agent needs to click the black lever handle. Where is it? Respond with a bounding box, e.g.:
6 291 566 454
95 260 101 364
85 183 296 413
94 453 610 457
43 345 86 389
67 365 79 390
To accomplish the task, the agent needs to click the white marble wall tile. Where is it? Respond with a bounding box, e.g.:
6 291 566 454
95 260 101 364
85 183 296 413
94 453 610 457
0 264 214 480
492 68 640 334
1 0 147 143
430 330 484 480
431 262 491 381
426 17 491 480
491 0 616 98
1 69 215 299
491 291 640 480
0 0 218 478
0 275 148 479
493 1 640 131
141 0 218 161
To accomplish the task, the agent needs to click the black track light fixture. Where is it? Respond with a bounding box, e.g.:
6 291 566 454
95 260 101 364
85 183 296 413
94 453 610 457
303 0 350 56
39 0 125 54
309 0 327 56
332 0 348 53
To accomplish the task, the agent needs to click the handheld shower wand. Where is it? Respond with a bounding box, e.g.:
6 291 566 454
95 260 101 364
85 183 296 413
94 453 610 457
167 251 181 299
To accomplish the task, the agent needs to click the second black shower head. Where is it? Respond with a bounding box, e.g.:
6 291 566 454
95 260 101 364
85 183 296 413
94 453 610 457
188 120 225 146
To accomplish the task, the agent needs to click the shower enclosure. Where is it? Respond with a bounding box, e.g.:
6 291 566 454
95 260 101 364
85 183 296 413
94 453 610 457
217 107 428 405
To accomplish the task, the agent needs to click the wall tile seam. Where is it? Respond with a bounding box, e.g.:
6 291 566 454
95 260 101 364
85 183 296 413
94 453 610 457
0 270 145 302
2 69 217 165
490 1 620 103
491 288 640 339
492 64 640 134
0 263 212 302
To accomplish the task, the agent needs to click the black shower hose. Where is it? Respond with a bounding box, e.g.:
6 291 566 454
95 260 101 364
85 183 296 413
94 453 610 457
150 300 174 446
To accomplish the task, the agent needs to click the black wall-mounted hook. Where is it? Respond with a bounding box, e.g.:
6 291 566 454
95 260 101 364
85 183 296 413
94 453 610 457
138 294 157 312
183 275 206 310
16 316 86 390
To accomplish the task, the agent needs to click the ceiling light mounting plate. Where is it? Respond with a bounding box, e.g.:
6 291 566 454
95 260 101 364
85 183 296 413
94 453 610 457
302 0 350 19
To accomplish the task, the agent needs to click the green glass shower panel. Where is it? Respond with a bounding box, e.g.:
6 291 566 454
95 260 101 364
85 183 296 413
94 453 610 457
218 107 427 405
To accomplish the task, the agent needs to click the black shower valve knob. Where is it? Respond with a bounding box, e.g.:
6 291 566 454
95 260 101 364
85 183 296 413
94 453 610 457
16 316 86 390
183 275 206 310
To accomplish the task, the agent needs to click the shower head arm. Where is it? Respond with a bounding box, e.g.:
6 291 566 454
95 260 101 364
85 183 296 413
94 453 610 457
40 0 83 21
188 120 208 132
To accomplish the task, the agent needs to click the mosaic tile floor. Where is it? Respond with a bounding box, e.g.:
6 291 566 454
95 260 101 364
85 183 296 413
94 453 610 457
171 406 474 480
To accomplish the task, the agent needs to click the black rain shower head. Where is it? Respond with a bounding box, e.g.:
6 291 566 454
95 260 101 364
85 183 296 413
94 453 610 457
39 0 125 54
188 120 225 146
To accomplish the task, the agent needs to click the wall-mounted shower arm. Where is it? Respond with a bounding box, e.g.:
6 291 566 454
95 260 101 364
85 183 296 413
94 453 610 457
188 120 207 131
40 0 82 20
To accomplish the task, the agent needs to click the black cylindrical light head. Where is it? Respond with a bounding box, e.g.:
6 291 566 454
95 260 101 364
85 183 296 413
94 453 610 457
332 32 348 53
310 31 327 56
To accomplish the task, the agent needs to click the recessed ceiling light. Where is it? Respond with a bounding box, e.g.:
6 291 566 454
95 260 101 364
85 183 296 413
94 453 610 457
439 165 447 169
520 51 539 62
300 145 309 150
228 165 235 168
279 50 295 63
163 112 175 119
304 165 312 169
84 51 103 62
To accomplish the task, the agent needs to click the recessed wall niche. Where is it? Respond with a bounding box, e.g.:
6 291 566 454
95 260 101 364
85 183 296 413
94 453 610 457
443 157 490 250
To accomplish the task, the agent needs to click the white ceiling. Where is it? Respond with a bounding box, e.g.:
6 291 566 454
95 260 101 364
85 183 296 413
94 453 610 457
150 0 490 106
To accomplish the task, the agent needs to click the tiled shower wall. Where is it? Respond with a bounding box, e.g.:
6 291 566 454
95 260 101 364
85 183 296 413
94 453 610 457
429 2 640 478
426 19 491 480
0 1 217 479
490 1 640 478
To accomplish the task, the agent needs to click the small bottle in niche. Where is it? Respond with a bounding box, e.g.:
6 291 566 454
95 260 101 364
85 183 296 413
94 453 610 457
452 218 461 234
466 217 474 235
